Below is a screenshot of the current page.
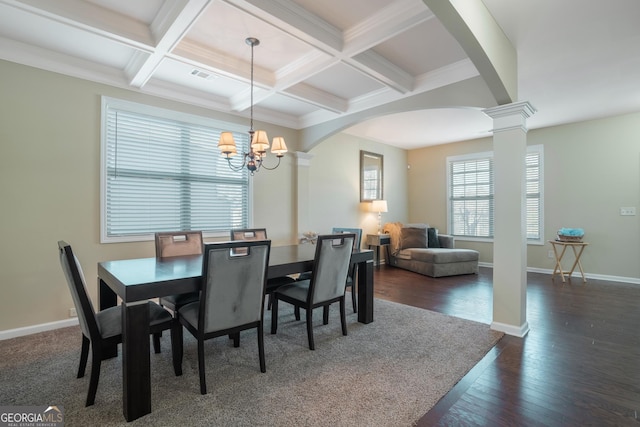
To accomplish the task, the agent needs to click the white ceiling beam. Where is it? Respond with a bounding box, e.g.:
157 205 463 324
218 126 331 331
126 0 212 88
284 83 349 114
351 51 414 94
4 0 154 49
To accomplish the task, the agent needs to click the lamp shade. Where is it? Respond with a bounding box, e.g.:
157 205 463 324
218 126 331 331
218 132 237 156
271 136 288 156
251 130 270 153
371 200 388 213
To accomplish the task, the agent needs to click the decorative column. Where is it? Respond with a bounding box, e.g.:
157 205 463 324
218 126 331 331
483 101 536 337
294 151 314 242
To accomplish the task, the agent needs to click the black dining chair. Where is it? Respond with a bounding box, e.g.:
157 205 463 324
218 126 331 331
271 233 355 350
176 240 271 394
58 241 182 406
157 231 203 314
230 228 296 309
298 227 362 313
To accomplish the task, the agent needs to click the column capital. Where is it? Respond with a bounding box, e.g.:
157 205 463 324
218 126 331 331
295 151 314 167
483 101 536 134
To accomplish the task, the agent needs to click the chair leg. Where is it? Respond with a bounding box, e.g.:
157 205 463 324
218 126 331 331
257 324 266 373
306 308 315 350
323 305 329 325
198 338 207 395
77 335 90 378
340 297 348 336
232 332 240 348
86 348 102 406
152 332 162 353
267 293 273 310
171 321 183 376
294 306 301 321
270 297 279 334
351 284 357 313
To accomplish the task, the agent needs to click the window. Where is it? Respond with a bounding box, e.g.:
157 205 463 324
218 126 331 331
101 97 251 243
447 145 543 243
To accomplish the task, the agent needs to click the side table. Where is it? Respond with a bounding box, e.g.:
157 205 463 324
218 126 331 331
366 234 390 268
548 240 589 282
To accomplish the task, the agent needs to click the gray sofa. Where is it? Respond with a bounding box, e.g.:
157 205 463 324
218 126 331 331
382 222 479 277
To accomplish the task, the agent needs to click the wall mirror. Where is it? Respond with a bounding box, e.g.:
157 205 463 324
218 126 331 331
360 150 384 202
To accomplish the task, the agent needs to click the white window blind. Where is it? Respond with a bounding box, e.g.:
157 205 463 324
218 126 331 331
526 149 542 240
447 146 543 242
101 98 250 242
449 156 494 238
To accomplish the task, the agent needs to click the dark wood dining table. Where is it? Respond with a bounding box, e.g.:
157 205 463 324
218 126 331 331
97 244 374 422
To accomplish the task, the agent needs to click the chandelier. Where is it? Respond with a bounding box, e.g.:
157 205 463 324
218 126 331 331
217 37 288 175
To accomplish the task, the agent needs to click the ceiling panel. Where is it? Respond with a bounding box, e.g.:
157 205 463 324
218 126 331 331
185 1 315 73
299 62 385 100
153 57 248 98
373 19 467 76
86 0 163 24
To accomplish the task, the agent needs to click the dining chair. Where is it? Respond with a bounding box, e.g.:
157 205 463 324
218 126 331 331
176 240 271 394
156 231 203 315
58 241 182 407
270 233 355 350
298 227 362 313
230 228 296 309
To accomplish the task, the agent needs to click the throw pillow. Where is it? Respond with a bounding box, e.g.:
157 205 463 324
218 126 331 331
427 227 440 248
399 227 428 249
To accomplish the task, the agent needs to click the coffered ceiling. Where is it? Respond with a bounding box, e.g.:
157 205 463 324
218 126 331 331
1 0 639 149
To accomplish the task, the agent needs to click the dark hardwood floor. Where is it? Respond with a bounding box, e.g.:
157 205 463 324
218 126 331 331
372 265 640 426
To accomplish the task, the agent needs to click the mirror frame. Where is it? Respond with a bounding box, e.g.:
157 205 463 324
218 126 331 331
360 150 384 202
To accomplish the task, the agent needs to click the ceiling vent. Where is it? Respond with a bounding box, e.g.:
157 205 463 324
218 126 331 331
190 69 217 80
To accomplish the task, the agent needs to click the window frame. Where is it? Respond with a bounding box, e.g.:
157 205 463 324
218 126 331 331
446 145 544 245
100 97 253 243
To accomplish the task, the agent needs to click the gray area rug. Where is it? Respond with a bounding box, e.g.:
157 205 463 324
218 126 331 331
0 298 503 426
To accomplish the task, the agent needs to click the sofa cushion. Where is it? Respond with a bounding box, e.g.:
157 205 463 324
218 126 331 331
404 248 479 264
427 228 440 248
400 227 427 250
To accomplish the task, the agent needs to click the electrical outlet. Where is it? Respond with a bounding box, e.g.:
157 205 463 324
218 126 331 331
548 250 555 259
620 207 636 216
69 307 77 318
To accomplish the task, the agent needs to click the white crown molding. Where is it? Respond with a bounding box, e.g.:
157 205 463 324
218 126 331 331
224 0 342 51
11 0 154 49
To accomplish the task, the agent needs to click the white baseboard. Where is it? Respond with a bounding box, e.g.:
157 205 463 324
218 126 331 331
0 317 78 341
491 320 530 337
479 263 640 285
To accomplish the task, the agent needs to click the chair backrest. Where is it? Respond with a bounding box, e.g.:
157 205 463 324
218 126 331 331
230 228 267 241
332 227 362 250
199 240 271 334
332 228 362 279
155 231 203 258
58 241 100 340
308 233 355 304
